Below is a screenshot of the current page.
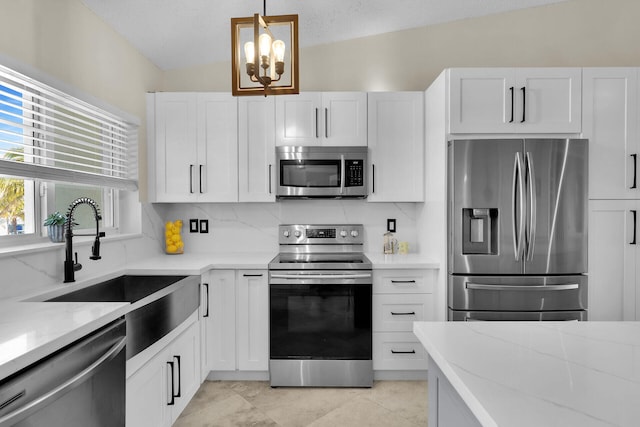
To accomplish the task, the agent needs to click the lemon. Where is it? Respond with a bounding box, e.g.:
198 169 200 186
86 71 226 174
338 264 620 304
166 245 177 253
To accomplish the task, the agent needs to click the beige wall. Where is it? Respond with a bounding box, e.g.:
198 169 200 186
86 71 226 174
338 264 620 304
163 0 640 92
0 0 163 197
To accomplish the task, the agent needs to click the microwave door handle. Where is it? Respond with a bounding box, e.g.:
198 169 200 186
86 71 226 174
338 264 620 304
340 154 345 195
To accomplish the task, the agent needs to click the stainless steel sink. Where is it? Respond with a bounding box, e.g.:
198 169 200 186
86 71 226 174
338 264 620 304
47 275 200 359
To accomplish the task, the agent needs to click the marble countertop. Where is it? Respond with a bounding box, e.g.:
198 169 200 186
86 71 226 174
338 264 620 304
413 321 640 427
0 301 128 380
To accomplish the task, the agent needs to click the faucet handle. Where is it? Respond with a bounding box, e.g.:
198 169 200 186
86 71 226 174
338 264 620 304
90 238 101 260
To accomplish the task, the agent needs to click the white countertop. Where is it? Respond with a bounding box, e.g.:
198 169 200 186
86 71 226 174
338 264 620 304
125 252 276 275
0 301 128 380
365 253 439 269
413 321 640 427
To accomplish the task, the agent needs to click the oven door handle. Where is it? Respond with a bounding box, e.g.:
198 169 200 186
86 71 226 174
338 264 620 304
270 273 372 280
466 283 579 291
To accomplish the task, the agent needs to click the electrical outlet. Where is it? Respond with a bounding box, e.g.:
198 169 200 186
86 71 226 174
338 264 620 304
199 219 209 233
189 219 199 233
387 218 396 233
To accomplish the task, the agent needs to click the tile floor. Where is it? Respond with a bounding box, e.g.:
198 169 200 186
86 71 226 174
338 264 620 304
174 380 428 427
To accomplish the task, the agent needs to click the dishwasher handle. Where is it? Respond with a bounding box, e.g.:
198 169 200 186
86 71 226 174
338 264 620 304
466 283 579 291
0 336 126 426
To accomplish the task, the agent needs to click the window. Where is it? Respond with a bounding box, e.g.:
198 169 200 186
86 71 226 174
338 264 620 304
0 64 137 241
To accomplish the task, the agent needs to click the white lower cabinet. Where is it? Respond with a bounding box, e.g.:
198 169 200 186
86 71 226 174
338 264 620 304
201 269 269 379
372 270 434 373
126 312 201 427
588 200 639 320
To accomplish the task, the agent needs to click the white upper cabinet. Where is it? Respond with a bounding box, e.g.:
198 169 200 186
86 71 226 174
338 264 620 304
275 92 367 146
582 68 639 200
449 68 582 134
148 92 238 202
367 92 424 202
238 97 276 202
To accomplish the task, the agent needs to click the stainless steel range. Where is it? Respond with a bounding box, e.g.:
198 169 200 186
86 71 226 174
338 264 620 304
268 224 373 387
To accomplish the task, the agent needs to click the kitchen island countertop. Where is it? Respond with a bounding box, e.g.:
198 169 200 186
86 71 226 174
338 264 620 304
0 301 128 380
413 321 640 427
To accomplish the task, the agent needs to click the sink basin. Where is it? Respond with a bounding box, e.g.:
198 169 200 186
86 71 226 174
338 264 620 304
47 275 189 303
47 275 200 359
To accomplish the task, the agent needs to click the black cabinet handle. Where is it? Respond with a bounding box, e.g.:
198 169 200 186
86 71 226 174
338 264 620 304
390 311 416 316
391 349 416 354
199 165 204 193
315 108 319 138
243 273 264 277
631 154 637 189
325 108 329 138
174 355 181 398
632 210 637 245
189 165 194 194
167 361 175 405
520 87 526 123
509 86 514 123
390 280 416 284
268 164 272 194
372 164 375 193
202 283 209 318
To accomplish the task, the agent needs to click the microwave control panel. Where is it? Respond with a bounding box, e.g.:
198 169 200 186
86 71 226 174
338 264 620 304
345 160 364 187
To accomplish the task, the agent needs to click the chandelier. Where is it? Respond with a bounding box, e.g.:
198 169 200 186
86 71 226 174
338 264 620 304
231 1 299 96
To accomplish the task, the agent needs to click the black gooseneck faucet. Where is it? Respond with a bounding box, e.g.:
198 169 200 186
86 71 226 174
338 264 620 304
63 197 106 283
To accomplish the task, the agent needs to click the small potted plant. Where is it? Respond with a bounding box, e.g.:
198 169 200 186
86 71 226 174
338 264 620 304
44 211 67 243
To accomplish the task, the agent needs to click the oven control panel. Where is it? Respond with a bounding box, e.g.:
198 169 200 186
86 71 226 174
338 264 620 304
279 224 364 245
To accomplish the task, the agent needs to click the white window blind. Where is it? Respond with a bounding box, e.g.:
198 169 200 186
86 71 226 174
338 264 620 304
0 64 138 191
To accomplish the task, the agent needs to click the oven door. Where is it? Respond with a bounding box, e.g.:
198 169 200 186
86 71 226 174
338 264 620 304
269 271 372 360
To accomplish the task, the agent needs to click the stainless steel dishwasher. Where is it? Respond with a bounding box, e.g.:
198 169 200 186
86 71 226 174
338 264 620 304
0 318 126 427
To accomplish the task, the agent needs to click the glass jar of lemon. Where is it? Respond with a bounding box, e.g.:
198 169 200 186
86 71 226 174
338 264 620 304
165 220 184 254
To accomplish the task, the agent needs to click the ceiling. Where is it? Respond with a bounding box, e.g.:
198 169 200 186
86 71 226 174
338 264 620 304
81 0 569 71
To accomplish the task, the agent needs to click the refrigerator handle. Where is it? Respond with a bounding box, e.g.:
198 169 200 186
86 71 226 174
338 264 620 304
512 153 525 261
525 152 536 260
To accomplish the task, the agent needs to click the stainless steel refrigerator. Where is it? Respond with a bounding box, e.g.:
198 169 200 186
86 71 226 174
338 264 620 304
447 138 588 321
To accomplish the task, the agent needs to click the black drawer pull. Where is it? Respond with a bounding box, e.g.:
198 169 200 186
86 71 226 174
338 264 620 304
243 273 264 277
174 355 181 398
632 210 637 245
390 280 416 284
509 86 514 123
390 311 416 316
631 154 637 189
391 349 416 354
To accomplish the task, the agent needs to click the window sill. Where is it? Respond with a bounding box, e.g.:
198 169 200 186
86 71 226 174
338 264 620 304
0 232 143 259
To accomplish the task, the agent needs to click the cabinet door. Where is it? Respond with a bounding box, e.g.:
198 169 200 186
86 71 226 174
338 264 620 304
449 68 516 134
322 92 367 146
237 270 269 371
368 92 424 202
197 93 238 202
168 320 201 424
583 68 639 199
516 68 582 133
275 93 322 146
153 92 198 202
126 347 170 427
588 200 638 320
373 332 428 371
238 97 276 202
204 270 236 372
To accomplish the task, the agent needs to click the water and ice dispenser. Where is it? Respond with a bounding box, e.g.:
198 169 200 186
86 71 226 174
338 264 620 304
461 208 498 254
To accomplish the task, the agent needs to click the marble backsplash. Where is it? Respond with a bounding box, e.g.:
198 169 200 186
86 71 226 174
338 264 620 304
153 200 421 255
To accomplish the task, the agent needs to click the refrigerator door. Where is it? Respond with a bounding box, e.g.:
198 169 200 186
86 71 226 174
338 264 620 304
448 139 524 275
523 139 588 274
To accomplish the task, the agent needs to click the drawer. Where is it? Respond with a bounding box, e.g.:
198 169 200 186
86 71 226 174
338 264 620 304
373 332 428 371
373 294 433 332
373 270 434 294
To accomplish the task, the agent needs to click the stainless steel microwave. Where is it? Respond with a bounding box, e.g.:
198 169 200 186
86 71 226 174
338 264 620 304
275 146 368 199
